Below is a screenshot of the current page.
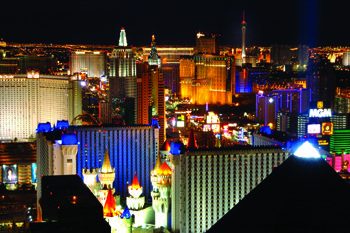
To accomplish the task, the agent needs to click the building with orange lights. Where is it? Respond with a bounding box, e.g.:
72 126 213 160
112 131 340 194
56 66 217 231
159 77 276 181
179 54 235 105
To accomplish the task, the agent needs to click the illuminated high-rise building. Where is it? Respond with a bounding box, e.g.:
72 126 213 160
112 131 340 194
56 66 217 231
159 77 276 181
70 51 106 78
256 88 310 129
136 37 166 145
136 62 152 125
109 28 137 125
36 125 159 200
179 54 235 105
256 93 279 127
142 46 194 95
235 67 251 93
0 73 82 140
170 146 290 233
307 56 336 108
195 32 218 55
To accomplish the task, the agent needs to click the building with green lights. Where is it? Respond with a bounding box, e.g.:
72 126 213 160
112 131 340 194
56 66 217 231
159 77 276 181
330 129 350 154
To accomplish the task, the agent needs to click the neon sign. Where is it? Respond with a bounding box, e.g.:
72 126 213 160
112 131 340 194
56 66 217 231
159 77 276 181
309 108 332 118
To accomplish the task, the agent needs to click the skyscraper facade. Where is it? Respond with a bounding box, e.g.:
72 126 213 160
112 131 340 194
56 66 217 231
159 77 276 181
0 74 82 140
109 28 137 125
170 146 290 233
70 51 106 78
141 46 194 95
179 54 235 105
36 125 159 200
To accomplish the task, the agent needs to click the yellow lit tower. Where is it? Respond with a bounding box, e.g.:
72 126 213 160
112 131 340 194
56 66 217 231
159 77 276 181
98 149 116 206
151 155 172 229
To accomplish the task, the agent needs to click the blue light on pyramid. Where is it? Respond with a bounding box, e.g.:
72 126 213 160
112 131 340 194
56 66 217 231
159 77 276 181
294 141 320 159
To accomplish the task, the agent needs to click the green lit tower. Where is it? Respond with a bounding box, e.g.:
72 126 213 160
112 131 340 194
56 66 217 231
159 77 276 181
330 129 350 154
118 28 128 47
148 35 161 68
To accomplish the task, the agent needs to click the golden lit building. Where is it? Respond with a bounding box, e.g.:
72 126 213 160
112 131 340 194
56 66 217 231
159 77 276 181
180 54 235 105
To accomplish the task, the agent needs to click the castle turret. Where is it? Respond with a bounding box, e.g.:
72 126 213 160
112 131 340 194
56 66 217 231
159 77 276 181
98 149 116 206
120 206 132 233
82 168 99 195
52 133 78 175
151 156 172 229
126 173 145 210
98 149 115 189
103 189 121 233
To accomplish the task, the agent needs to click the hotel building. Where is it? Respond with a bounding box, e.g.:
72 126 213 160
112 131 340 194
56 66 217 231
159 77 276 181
36 125 159 200
0 73 82 140
170 146 290 233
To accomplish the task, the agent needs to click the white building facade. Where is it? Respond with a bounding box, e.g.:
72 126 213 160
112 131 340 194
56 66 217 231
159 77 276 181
0 74 81 140
170 147 291 233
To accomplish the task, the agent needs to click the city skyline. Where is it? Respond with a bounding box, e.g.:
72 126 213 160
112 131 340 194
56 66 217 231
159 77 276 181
1 0 349 46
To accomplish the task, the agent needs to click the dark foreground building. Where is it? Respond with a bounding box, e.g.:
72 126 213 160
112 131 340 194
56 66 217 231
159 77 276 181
29 175 110 233
208 154 350 233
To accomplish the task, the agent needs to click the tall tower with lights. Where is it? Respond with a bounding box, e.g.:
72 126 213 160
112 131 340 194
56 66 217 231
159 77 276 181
241 11 247 64
109 27 137 125
148 35 165 146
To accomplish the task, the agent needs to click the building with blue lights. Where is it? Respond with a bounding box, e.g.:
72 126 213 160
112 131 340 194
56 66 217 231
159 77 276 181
235 67 252 93
37 125 159 200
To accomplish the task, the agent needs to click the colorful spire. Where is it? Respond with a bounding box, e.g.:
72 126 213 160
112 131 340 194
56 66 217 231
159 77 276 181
187 129 198 150
103 189 119 217
159 162 172 176
160 140 171 152
101 149 113 173
148 34 161 67
120 206 131 219
154 154 162 172
118 27 128 47
130 173 141 190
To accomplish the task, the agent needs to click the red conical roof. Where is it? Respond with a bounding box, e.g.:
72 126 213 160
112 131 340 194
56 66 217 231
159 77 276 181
159 162 172 176
103 189 118 217
160 140 171 152
131 173 141 189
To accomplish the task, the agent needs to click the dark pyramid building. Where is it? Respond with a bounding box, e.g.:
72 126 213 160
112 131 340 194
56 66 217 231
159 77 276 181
30 175 110 233
208 144 350 233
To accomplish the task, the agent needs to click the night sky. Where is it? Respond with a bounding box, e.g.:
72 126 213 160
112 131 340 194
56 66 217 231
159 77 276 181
1 0 348 46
